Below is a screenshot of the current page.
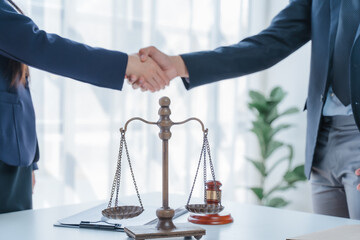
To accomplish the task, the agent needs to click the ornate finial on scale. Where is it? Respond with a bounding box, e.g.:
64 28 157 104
158 96 172 140
159 96 171 106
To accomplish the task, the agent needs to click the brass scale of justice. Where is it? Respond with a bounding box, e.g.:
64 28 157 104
102 97 233 239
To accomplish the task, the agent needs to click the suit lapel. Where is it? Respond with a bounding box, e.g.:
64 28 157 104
352 24 360 49
322 0 340 91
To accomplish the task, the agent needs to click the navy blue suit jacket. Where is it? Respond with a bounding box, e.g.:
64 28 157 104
0 0 128 169
180 0 360 178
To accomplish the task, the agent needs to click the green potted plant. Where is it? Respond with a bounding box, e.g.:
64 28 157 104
247 86 306 208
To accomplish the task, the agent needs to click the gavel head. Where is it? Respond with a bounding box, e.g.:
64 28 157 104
206 180 222 205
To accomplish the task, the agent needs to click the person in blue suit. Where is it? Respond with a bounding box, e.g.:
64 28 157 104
135 0 360 219
0 0 170 214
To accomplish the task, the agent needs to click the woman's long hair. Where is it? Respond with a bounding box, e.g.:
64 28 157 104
7 0 29 86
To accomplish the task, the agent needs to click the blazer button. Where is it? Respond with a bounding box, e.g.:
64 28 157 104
320 94 324 102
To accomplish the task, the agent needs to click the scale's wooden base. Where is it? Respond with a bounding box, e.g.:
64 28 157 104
188 212 233 225
124 223 205 240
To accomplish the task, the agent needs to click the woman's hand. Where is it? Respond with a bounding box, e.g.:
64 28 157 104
125 54 169 92
127 47 189 91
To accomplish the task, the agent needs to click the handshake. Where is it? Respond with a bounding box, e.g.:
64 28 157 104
125 46 189 92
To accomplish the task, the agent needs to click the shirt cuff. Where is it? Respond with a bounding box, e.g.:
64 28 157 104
32 162 39 171
181 77 190 90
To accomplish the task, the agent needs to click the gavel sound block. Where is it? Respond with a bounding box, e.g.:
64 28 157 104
188 181 234 225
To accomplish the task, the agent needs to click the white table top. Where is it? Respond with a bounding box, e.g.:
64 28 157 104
1 194 359 240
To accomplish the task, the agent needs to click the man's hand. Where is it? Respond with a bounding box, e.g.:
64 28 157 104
128 47 189 91
139 46 179 79
125 54 169 92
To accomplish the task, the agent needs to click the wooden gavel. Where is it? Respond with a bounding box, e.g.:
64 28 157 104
188 180 233 225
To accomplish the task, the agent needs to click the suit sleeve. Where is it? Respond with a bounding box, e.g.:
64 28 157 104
180 0 312 90
0 1 127 90
31 140 40 170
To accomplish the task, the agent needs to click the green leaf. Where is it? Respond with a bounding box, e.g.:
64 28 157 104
250 127 266 157
283 165 307 184
252 119 271 133
247 158 266 177
270 124 292 138
249 90 267 104
248 102 268 114
286 145 294 170
278 107 299 118
265 140 283 159
270 87 286 103
249 91 270 115
251 119 273 157
268 107 299 124
266 197 289 208
293 165 307 180
283 172 297 184
250 187 264 200
266 106 279 123
276 185 296 191
252 120 271 141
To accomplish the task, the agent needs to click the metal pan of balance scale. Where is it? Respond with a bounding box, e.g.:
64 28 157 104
102 206 144 219
186 204 224 214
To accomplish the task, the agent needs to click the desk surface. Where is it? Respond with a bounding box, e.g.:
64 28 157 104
0 194 359 240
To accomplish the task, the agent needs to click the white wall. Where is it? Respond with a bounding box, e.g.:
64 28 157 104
16 0 313 213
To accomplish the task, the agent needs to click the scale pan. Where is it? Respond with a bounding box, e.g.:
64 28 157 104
186 204 224 214
102 206 144 219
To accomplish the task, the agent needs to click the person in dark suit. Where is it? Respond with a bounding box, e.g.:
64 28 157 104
134 0 360 219
0 0 170 214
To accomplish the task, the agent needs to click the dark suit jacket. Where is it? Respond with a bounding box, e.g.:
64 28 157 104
0 0 127 169
180 0 360 178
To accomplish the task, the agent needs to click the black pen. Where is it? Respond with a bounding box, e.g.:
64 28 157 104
79 221 123 231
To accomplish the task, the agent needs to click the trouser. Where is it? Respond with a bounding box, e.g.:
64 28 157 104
311 115 360 219
0 160 32 213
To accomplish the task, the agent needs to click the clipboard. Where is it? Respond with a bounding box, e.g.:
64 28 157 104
54 203 188 232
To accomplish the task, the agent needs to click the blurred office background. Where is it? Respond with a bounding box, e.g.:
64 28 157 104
16 0 311 211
